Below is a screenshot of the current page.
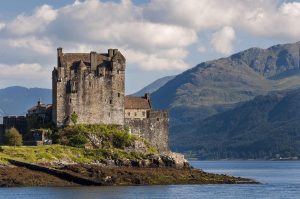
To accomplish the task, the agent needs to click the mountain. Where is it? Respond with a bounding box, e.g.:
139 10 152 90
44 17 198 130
132 76 175 96
152 42 300 110
150 41 300 157
171 88 300 159
151 42 300 127
0 86 52 116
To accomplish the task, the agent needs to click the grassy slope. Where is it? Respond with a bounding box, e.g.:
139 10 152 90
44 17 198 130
0 124 158 164
0 145 148 164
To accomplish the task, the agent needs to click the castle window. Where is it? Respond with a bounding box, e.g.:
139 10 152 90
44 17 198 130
89 82 92 87
118 93 120 97
110 100 112 104
157 118 160 121
134 112 137 117
127 112 130 116
142 111 145 117
69 98 72 103
117 70 120 74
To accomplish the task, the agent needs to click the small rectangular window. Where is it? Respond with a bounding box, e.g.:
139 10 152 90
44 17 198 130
127 112 130 116
118 93 121 97
110 100 112 104
134 112 137 116
142 111 145 116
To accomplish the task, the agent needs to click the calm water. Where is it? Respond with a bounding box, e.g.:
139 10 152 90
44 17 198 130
0 161 299 199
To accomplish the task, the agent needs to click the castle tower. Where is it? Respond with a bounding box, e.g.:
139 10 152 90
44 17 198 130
52 48 126 127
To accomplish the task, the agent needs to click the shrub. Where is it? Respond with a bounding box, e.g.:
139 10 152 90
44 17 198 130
112 131 133 148
69 133 88 148
71 112 78 125
5 128 23 147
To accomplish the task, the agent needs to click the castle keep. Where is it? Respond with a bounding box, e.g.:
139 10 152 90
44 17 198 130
52 48 125 127
52 48 169 151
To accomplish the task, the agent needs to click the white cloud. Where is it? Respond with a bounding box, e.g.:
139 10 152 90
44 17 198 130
243 2 300 39
1 0 300 88
0 63 50 87
5 5 57 36
124 49 189 71
7 37 53 55
211 26 235 55
0 22 5 31
145 0 300 40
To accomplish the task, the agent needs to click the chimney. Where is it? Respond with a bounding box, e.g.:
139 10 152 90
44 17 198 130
108 49 113 57
113 49 118 55
144 93 150 100
57 47 63 67
38 98 41 106
90 51 97 71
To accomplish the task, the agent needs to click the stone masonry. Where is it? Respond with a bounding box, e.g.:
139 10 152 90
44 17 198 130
125 110 169 152
52 48 125 127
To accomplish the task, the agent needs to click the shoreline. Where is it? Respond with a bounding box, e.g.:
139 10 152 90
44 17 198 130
0 163 257 187
188 159 300 161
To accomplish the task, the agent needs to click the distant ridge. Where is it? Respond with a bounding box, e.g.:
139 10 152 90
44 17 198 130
172 88 300 159
0 86 51 116
132 76 175 96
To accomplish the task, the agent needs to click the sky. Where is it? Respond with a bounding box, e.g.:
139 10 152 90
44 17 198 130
0 0 300 94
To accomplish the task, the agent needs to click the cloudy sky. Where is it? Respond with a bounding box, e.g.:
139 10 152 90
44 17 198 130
0 0 299 94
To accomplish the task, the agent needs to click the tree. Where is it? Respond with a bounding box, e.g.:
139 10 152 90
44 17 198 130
5 128 23 147
71 112 78 125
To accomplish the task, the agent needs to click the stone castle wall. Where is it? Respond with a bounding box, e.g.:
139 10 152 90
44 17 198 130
0 124 4 144
52 48 125 127
125 110 169 152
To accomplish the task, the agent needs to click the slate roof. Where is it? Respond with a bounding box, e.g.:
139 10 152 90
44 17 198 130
125 96 151 109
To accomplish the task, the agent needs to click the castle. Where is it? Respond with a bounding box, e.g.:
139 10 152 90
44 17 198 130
0 48 168 151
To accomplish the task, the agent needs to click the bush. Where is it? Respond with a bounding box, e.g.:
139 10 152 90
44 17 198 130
71 112 78 125
112 131 133 148
69 133 88 148
5 128 23 146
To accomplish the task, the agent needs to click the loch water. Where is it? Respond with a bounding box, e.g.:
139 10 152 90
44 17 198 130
0 161 299 199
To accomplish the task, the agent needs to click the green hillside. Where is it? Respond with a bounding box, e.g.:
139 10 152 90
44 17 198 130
171 89 300 159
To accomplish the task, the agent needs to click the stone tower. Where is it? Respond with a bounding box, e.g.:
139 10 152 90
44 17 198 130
52 48 126 127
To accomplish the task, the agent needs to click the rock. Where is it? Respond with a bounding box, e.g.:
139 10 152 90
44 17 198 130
160 152 190 169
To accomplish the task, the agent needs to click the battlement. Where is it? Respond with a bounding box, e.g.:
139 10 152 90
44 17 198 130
56 48 125 70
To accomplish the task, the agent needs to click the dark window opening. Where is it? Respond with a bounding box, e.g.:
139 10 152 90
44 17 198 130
157 118 160 121
110 100 112 104
118 93 121 97
134 112 137 117
69 98 72 103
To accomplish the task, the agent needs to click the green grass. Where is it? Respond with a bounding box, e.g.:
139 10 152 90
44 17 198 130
0 124 159 165
0 144 148 165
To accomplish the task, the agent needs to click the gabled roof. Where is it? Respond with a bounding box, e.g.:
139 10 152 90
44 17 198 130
125 96 151 109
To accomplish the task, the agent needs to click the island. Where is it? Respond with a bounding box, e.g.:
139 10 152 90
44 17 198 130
0 48 256 187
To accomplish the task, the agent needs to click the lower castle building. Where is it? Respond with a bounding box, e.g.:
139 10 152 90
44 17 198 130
0 48 169 152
